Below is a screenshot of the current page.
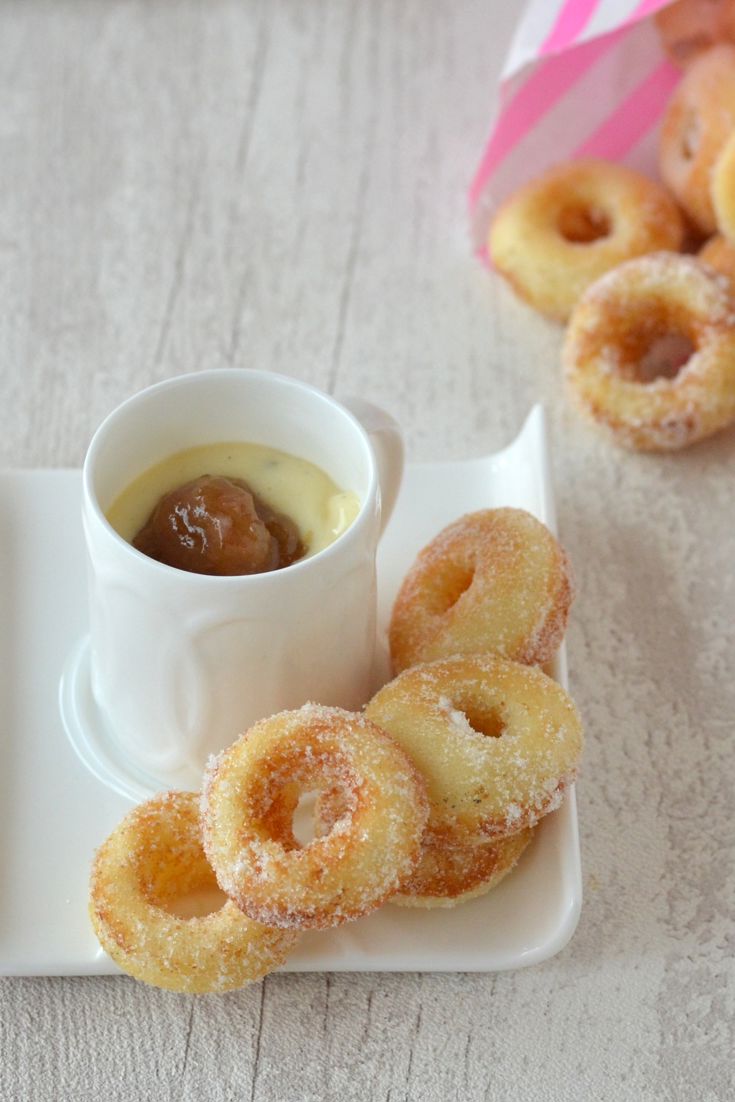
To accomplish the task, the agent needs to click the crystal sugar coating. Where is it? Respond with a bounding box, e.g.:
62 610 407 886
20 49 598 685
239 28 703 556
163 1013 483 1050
88 791 298 993
366 655 584 845
201 705 429 930
564 253 735 451
389 508 573 674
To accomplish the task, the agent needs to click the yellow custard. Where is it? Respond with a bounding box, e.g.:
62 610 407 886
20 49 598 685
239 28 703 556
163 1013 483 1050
107 442 361 560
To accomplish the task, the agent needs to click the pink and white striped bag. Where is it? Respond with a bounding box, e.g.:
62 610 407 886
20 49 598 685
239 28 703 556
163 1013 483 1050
470 0 681 254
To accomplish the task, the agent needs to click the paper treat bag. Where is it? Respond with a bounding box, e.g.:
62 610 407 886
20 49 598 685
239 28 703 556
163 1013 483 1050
470 0 681 253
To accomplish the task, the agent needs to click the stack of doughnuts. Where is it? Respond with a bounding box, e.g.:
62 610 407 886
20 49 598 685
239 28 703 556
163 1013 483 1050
488 11 735 452
371 509 581 908
89 508 583 989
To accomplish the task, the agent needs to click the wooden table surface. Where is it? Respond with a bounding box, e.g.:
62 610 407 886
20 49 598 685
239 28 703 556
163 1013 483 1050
2 2 734 1099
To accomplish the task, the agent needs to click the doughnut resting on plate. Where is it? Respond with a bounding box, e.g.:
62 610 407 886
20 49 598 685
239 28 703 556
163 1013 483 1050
201 704 429 930
389 508 573 674
89 791 299 993
366 655 584 846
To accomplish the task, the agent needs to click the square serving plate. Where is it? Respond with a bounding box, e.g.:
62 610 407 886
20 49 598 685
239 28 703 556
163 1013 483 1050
0 404 580 976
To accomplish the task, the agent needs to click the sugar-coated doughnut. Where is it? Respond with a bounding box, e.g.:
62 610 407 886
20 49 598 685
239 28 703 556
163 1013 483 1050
201 705 429 929
392 829 534 909
711 129 735 244
89 792 298 993
656 0 735 66
389 509 573 675
698 234 735 295
659 45 735 235
365 656 583 845
564 253 735 450
489 160 684 321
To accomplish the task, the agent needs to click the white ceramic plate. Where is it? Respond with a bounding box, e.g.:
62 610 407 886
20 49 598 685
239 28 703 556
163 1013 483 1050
0 405 580 975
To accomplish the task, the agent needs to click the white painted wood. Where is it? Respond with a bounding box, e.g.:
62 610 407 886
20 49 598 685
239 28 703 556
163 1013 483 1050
1 1 734 1099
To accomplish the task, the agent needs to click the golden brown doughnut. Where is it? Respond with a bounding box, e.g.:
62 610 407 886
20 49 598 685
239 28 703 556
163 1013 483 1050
89 792 298 993
659 45 735 235
391 829 534 909
656 0 735 67
201 704 429 929
365 656 583 846
389 508 573 674
564 253 735 450
489 160 684 320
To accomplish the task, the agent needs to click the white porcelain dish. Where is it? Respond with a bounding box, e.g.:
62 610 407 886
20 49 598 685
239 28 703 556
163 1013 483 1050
0 405 581 976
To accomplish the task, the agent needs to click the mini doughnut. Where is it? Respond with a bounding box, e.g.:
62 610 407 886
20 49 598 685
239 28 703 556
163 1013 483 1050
656 0 735 67
711 130 735 243
365 656 583 845
89 792 298 993
698 234 735 295
564 253 735 450
489 160 684 321
201 704 429 929
659 45 735 235
392 829 533 909
389 508 573 675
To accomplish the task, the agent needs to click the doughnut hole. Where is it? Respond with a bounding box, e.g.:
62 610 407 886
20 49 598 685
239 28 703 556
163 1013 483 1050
128 807 229 919
448 693 507 740
557 204 611 244
586 290 700 385
291 784 360 847
249 758 361 852
157 877 229 919
615 315 697 383
429 558 476 614
680 108 700 161
291 791 322 846
637 332 695 381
